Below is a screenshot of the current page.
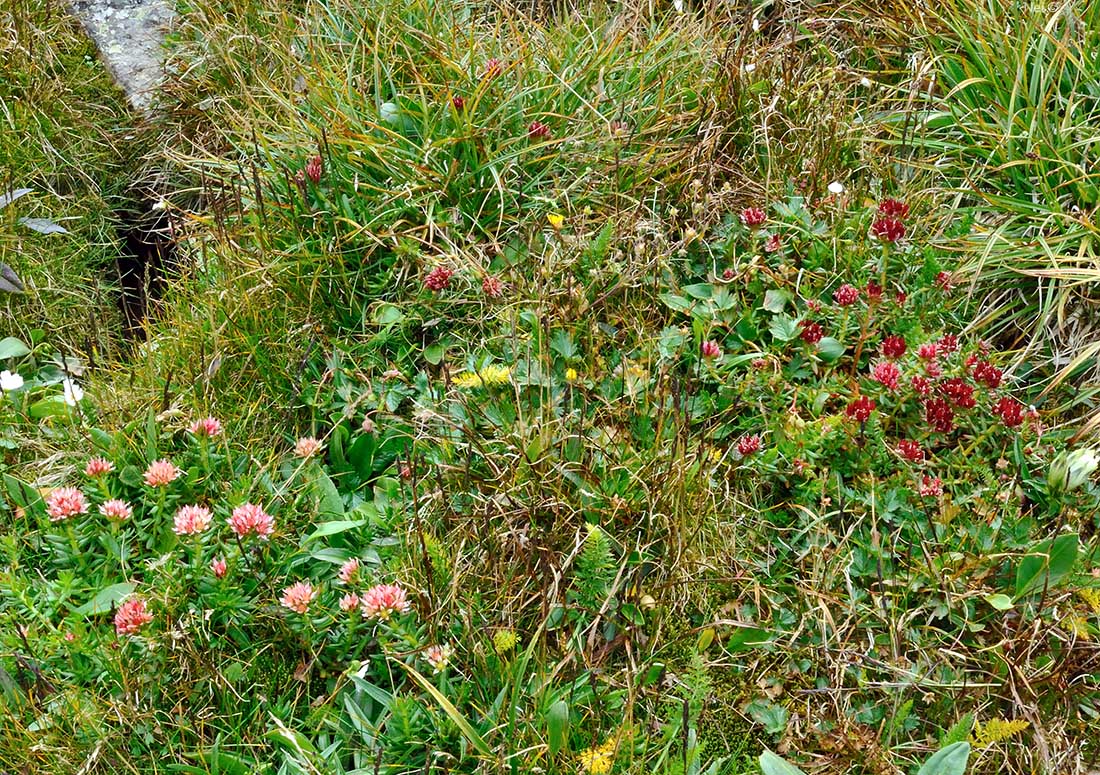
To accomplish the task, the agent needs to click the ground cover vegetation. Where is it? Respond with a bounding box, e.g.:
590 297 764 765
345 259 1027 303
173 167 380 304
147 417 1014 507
2 0 1099 773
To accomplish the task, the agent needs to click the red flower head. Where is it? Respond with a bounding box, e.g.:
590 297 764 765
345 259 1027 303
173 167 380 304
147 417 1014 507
483 58 503 78
701 340 722 359
897 440 924 461
919 475 943 498
877 198 910 219
833 284 860 306
972 360 1003 389
865 281 883 302
992 396 1024 427
424 266 454 291
451 95 465 111
736 434 762 456
764 233 782 253
871 217 906 243
925 397 955 433
527 121 551 140
482 275 504 298
881 335 906 360
918 342 939 361
846 395 876 423
938 334 959 354
935 271 954 292
739 207 767 228
940 377 976 408
800 320 824 344
911 375 933 397
304 155 323 184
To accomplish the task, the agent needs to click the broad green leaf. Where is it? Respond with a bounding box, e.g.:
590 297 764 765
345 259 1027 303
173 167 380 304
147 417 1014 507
373 303 404 326
762 289 790 313
424 343 445 365
302 519 367 544
312 470 345 517
816 337 845 362
71 582 135 616
397 661 492 757
759 750 808 775
916 742 970 775
546 700 569 756
1015 533 1078 598
984 593 1014 611
29 396 70 418
0 337 30 360
768 314 800 343
682 283 714 300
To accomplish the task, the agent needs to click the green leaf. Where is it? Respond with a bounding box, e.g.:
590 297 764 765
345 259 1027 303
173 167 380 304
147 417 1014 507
302 519 367 545
984 593 1015 611
1015 533 1078 598
660 293 694 315
546 700 570 756
759 750 808 775
3 474 40 510
312 470 345 518
71 582 135 616
28 396 70 418
816 337 845 362
682 283 715 300
762 289 790 313
424 343 445 365
0 337 30 360
768 314 800 343
396 661 492 757
916 742 970 775
373 303 404 326
745 698 789 736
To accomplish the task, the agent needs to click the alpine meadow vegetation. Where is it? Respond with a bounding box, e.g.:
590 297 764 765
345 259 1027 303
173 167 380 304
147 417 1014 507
2 0 1099 774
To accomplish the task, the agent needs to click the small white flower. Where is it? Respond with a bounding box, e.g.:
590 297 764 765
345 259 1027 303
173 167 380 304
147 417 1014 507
828 181 845 195
860 77 872 88
743 63 757 73
0 370 24 393
752 17 760 32
62 378 84 405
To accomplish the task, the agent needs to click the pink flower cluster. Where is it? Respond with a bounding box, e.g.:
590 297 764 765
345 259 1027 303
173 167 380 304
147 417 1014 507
189 416 223 438
424 266 454 292
84 457 114 477
174 505 212 535
736 434 762 457
361 583 412 621
144 459 180 487
115 597 153 636
739 207 766 228
99 499 133 521
227 503 274 539
280 581 317 614
46 487 88 522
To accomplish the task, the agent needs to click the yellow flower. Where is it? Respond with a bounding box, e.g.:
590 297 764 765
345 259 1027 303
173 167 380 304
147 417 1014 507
971 718 1030 747
493 629 518 655
577 739 617 774
452 364 512 389
1079 588 1100 614
565 367 578 382
547 212 565 230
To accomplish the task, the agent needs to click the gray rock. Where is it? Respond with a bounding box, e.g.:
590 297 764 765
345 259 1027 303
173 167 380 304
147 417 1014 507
65 0 174 112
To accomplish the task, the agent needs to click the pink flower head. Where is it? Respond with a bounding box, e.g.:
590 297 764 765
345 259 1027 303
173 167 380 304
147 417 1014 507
800 320 824 344
482 275 504 298
739 207 767 228
972 361 1003 389
935 271 954 292
871 361 901 391
701 340 721 359
871 217 906 243
877 198 910 219
992 396 1024 427
361 583 412 621
211 557 228 578
846 395 876 423
938 334 959 354
881 335 906 360
911 375 933 397
114 597 153 636
865 281 883 302
833 284 860 306
294 436 322 459
424 266 454 291
736 434 762 457
897 440 924 462
84 457 115 477
451 95 465 111
227 503 274 539
338 557 361 585
340 593 361 612
925 397 955 433
99 499 133 522
173 504 212 536
527 121 551 140
483 58 503 78
279 581 317 614
189 417 222 438
764 233 782 253
144 459 180 488
919 475 943 498
722 268 736 280
305 155 323 184
917 342 939 361
424 643 453 673
924 359 943 378
46 487 88 523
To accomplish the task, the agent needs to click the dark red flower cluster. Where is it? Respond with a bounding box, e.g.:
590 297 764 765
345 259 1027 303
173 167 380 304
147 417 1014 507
800 320 824 344
939 377 976 408
740 207 767 228
871 217 906 243
528 121 551 140
764 234 782 253
865 281 883 302
304 155 323 184
992 396 1024 427
877 198 910 219
911 375 933 396
424 266 454 291
919 475 943 497
897 440 924 461
925 397 955 433
871 361 901 391
847 395 876 422
938 334 959 354
737 434 762 456
972 360 1003 389
881 335 906 359
936 271 954 292
452 95 465 111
